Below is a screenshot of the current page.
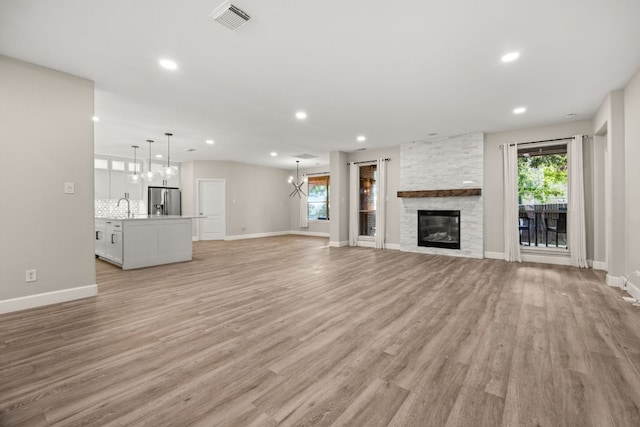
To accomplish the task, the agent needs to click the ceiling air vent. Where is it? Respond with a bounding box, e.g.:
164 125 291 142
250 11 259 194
293 154 318 160
209 1 251 30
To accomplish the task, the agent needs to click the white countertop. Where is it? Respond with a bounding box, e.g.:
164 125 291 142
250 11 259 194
96 215 204 221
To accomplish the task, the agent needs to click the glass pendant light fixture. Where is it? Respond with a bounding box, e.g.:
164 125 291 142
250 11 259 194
159 132 178 179
288 160 307 198
128 145 140 184
141 139 155 181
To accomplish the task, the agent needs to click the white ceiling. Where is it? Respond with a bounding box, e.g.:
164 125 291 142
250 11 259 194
2 0 640 169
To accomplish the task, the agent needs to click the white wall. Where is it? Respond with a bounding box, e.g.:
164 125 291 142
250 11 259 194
484 120 594 257
329 151 350 246
183 160 291 238
624 69 640 278
593 91 626 277
0 56 95 305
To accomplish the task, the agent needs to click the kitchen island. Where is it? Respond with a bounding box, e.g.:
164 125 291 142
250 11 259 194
95 215 197 270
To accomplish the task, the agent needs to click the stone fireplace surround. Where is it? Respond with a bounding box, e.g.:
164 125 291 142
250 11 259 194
399 132 484 258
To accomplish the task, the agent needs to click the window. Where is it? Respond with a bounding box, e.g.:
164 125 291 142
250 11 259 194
128 161 142 173
94 158 108 169
359 164 377 237
308 175 329 220
517 143 568 248
111 160 125 171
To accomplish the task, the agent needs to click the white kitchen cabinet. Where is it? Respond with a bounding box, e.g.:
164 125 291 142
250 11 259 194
110 171 142 201
94 169 110 199
95 220 106 257
95 217 193 269
110 171 127 199
104 220 123 265
123 219 191 269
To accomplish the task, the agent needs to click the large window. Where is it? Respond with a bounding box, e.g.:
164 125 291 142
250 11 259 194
517 143 568 248
308 175 329 220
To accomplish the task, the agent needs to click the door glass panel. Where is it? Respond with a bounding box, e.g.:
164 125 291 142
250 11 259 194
359 165 377 237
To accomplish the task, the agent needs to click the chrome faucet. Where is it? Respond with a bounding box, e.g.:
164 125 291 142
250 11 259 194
117 197 132 217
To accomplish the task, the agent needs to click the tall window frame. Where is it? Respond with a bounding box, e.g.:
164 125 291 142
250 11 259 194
308 175 330 221
517 142 568 250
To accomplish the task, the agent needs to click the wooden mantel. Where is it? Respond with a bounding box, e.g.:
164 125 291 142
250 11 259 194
397 188 482 198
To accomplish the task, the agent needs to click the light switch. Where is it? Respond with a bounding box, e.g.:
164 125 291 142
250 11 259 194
65 182 75 194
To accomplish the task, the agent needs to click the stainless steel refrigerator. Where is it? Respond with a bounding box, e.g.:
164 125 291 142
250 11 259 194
148 186 181 216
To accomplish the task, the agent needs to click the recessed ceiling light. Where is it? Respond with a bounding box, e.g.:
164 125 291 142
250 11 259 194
357 135 366 142
513 107 527 115
270 152 278 157
565 113 577 118
92 116 100 122
501 52 520 63
206 139 215 145
187 148 196 152
295 111 307 120
463 180 474 184
159 59 178 70
155 154 163 158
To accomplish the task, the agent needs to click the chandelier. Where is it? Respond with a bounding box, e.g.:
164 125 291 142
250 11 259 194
288 160 307 198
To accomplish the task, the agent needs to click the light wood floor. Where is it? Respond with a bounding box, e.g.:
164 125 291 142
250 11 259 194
2 236 640 426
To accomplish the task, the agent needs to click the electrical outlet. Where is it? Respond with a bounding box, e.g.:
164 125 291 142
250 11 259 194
65 182 75 194
25 269 37 282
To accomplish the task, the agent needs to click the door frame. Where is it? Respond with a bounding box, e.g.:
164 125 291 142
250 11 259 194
196 178 226 241
356 162 377 244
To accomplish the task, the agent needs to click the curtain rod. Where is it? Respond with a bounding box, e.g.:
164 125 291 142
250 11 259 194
348 158 390 165
501 136 587 148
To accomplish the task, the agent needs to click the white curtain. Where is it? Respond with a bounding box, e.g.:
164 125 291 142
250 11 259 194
568 135 588 268
503 143 521 262
375 158 387 249
349 163 359 246
299 175 308 228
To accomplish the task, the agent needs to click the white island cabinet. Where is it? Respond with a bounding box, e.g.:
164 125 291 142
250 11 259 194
95 216 195 270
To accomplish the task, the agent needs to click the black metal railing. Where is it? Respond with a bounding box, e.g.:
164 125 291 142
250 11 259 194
518 204 567 248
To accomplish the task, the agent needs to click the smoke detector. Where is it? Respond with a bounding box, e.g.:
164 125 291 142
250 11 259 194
209 1 251 30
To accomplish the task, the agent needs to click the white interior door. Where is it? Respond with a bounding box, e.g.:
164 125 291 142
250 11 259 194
198 179 226 240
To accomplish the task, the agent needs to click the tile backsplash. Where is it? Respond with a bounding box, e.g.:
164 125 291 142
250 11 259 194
95 199 146 217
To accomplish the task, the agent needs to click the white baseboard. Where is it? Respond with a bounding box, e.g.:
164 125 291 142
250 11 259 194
606 274 625 288
224 231 289 241
329 241 349 247
192 236 199 241
626 280 640 301
591 260 607 270
385 243 401 251
289 231 330 238
484 251 504 260
0 284 98 315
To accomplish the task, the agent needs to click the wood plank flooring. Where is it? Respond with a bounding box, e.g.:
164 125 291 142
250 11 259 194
2 236 640 426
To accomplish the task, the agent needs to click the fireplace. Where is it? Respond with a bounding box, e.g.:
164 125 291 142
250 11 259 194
417 210 460 249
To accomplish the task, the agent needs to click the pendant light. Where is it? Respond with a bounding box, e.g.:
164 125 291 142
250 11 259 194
159 132 178 179
141 139 155 181
128 145 140 184
288 160 307 198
